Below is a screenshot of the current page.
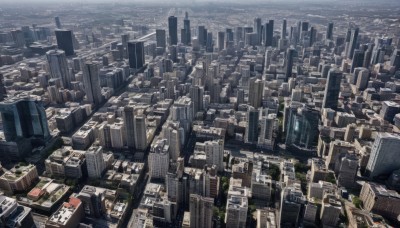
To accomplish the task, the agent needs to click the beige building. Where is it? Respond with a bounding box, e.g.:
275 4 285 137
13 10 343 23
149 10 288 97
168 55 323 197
0 164 38 194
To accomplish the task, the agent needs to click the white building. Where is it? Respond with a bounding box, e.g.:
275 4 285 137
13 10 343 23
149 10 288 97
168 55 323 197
85 145 105 178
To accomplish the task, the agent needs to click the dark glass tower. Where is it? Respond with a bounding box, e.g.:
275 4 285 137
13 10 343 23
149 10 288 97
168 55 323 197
156 29 166 48
0 96 50 141
128 41 145 69
326 22 334 40
168 16 178 45
264 20 274 47
347 28 359 59
285 48 297 81
322 68 342 110
55 30 74 56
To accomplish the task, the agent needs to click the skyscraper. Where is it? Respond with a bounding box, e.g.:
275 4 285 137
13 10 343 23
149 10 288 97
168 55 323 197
183 16 191 45
285 48 297 81
55 30 74 56
204 139 224 172
85 145 105 179
390 48 400 71
217 31 225 51
322 68 342 110
326 22 334 40
149 138 169 180
265 20 274 47
134 114 147 151
366 133 400 178
128 41 145 69
206 32 213 52
351 49 365 73
189 85 204 114
82 61 103 106
245 107 259 144
46 49 71 89
198 26 207 47
123 105 135 149
248 78 264 108
189 194 214 228
0 96 50 141
54 16 62 29
168 16 178 45
279 185 306 228
254 17 262 45
156 29 166 49
281 19 287 39
347 28 359 59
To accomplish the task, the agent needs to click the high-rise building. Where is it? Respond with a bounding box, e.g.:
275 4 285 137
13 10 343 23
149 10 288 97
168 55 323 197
204 139 224 172
189 194 214 228
134 114 147 151
156 29 166 49
366 133 400 178
320 194 341 227
225 195 248 228
380 101 400 124
0 96 50 142
285 106 319 150
55 30 74 56
245 107 259 144
149 138 169 180
198 26 207 47
279 185 306 228
0 74 6 102
347 28 359 59
162 120 183 161
351 49 365 73
281 19 287 39
326 22 334 40
264 20 274 47
217 31 225 51
46 49 71 89
253 18 262 45
285 48 296 81
168 16 178 45
189 85 204 114
322 68 342 110
54 16 62 29
85 145 105 179
356 68 370 90
337 153 358 188
206 32 213 52
82 62 102 106
183 16 191 45
123 105 135 149
128 41 145 69
390 49 400 71
248 78 264 108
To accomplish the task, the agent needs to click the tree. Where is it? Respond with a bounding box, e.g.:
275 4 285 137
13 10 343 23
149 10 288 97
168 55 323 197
352 196 363 209
267 164 281 181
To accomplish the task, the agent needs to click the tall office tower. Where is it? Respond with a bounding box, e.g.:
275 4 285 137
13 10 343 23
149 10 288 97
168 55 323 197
366 133 400 178
285 48 297 81
285 106 319 150
121 33 129 58
206 32 213 52
225 195 248 228
149 138 170 180
237 89 245 106
183 17 191 45
347 28 359 59
254 17 262 45
217 31 225 51
226 28 234 42
156 29 166 49
204 139 224 172
82 62 102 106
390 49 400 71
363 44 374 68
326 22 334 40
380 101 400 124
337 153 358 188
86 145 105 179
356 68 370 90
54 16 62 29
189 85 204 114
0 96 50 141
264 20 274 47
301 21 309 32
10 30 25 47
55 30 74 56
320 194 341 227
123 106 135 148
134 114 147 151
309 27 316 47
189 194 214 228
281 19 287 39
322 69 342 110
46 50 71 89
198 26 207 46
249 78 264 108
162 121 183 161
245 107 259 144
0 74 6 101
279 185 306 228
235 27 243 45
128 41 144 69
168 16 178 45
351 49 365 73
258 114 278 149
344 28 352 57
